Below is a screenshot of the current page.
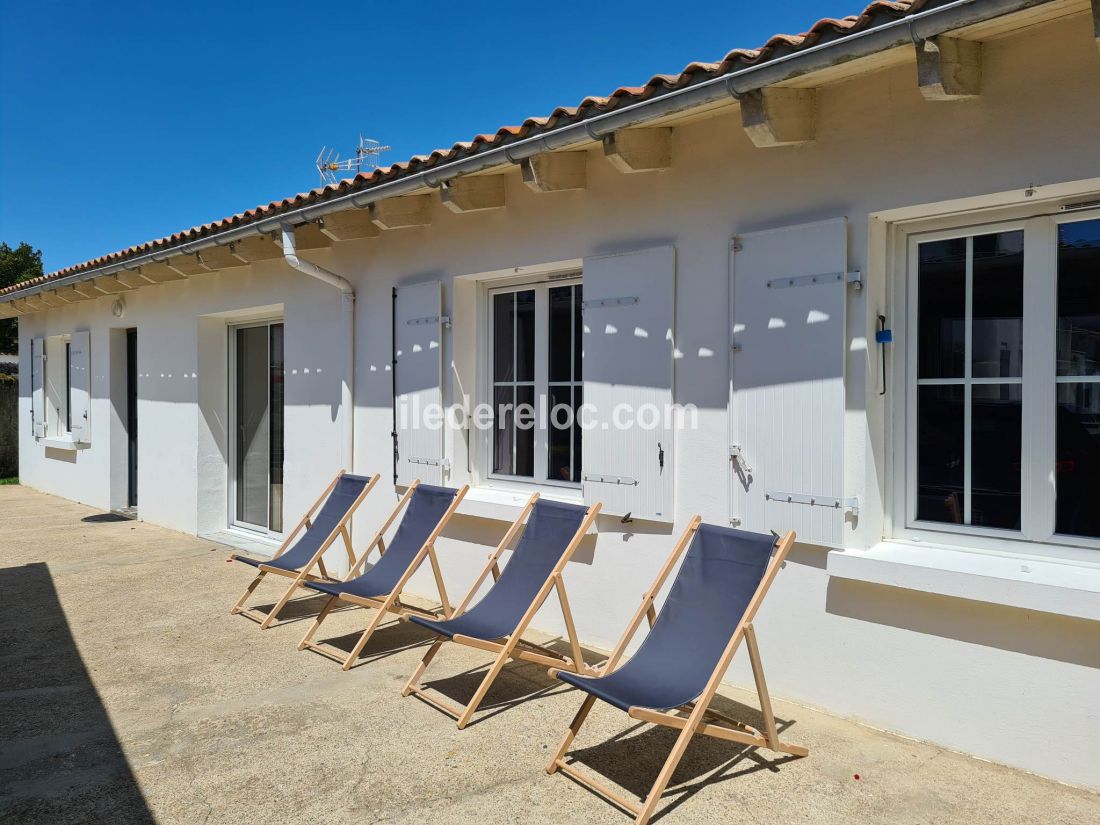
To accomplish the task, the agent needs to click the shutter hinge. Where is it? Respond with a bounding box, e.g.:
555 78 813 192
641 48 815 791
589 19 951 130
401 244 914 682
583 473 638 486
408 456 451 470
730 239 743 252
765 490 859 515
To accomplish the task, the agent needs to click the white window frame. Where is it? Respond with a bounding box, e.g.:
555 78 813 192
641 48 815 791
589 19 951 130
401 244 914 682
482 272 583 494
889 201 1100 560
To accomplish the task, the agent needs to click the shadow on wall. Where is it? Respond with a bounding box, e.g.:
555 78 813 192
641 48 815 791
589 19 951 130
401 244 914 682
826 577 1100 669
0 562 155 823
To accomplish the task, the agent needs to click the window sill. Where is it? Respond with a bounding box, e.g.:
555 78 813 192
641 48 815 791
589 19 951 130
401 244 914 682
39 437 88 452
826 541 1100 622
200 528 282 559
458 485 584 523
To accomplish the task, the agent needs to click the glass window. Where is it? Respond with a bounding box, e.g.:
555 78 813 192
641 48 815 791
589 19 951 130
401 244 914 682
1056 218 1100 538
490 278 582 485
914 230 1023 530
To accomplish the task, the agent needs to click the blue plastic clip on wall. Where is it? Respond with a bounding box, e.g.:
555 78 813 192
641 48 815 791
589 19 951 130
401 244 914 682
876 315 891 395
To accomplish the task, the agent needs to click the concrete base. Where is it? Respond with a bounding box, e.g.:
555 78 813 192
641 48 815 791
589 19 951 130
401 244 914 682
1 485 1097 824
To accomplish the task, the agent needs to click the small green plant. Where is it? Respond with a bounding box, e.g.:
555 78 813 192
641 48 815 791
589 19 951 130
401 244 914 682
0 478 18 485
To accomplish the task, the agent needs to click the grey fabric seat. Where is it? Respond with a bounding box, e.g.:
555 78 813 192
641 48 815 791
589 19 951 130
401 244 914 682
234 473 375 573
555 524 776 711
409 499 588 641
305 484 460 601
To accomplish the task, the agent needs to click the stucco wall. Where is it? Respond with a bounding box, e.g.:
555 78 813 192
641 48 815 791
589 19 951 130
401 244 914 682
16 14 1100 789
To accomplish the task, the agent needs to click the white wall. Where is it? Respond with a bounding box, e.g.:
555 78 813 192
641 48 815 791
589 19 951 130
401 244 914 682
17 14 1100 790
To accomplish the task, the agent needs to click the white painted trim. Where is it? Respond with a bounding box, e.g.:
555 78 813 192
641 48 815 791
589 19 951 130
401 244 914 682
827 541 1100 622
458 484 584 523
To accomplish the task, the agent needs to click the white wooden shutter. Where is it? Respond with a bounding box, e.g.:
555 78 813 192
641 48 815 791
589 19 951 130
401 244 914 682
394 281 444 486
582 246 675 522
31 337 45 438
729 218 851 547
69 331 91 443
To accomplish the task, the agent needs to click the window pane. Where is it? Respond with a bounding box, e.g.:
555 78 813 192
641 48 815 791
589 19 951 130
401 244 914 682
515 385 535 477
917 385 964 523
972 231 1024 378
548 385 576 483
515 289 536 382
971 384 1021 530
492 385 515 475
574 284 583 379
493 293 514 382
269 324 284 533
918 238 967 378
1057 218 1100 377
549 286 573 382
1055 382 1100 538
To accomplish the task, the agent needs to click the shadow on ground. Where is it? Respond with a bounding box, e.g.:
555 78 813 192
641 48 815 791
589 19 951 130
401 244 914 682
562 695 805 822
0 562 154 824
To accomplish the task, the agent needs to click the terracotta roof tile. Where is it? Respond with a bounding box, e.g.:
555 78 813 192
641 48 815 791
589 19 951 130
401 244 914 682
2 0 923 297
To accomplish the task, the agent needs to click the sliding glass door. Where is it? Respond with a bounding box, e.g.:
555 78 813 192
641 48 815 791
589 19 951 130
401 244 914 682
230 322 284 535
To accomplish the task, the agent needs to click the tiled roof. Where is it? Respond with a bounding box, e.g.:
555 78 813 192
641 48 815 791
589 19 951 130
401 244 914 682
3 0 923 297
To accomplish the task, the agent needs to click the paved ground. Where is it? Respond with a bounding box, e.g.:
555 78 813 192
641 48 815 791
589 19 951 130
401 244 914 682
1 484 1098 825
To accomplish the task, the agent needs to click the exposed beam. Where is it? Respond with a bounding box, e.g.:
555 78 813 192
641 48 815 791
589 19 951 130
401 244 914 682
39 290 71 307
739 88 816 147
54 286 94 303
916 36 982 100
320 209 379 241
602 128 672 173
0 303 20 318
230 235 283 262
116 271 152 289
138 263 187 283
440 175 506 213
92 275 134 294
521 152 587 192
197 244 245 270
282 223 331 250
370 195 432 229
166 254 209 277
71 281 107 298
21 295 48 311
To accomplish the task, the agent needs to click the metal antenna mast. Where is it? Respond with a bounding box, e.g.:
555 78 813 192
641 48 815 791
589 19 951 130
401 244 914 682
315 135 391 185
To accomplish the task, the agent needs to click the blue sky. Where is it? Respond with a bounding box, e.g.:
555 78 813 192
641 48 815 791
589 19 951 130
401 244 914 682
0 0 843 272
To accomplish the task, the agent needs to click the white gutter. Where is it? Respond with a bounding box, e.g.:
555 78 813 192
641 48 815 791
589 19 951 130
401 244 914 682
0 0 1051 303
280 225 356 474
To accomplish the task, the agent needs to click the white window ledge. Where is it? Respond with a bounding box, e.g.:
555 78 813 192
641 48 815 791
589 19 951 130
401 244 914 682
827 541 1100 622
39 437 88 451
458 485 584 523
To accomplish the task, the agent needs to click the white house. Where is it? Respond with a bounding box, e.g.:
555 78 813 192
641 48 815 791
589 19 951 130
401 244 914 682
3 0 1099 791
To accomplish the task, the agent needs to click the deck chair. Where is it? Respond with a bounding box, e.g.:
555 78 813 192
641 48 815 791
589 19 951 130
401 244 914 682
229 471 380 629
402 495 602 729
545 517 806 825
297 481 469 670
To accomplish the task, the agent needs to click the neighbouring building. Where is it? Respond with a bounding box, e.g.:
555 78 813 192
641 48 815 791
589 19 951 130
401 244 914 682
2 0 1098 791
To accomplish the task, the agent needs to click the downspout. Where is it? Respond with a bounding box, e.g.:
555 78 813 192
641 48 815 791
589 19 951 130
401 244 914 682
280 224 355 475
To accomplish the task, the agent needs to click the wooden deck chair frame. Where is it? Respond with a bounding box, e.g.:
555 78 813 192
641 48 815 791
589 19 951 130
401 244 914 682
297 481 470 670
229 471 380 629
545 521 806 825
402 494 602 729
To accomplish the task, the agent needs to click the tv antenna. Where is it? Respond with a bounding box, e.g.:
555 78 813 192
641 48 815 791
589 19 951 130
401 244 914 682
315 135 391 185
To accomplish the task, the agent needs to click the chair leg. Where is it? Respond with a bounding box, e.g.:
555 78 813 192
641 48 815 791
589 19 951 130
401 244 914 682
259 577 307 630
455 643 513 730
547 693 597 774
297 595 340 650
230 571 266 614
635 721 699 825
340 604 392 671
402 639 444 697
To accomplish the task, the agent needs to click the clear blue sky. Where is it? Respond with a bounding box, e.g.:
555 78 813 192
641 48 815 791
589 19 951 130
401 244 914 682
0 0 843 273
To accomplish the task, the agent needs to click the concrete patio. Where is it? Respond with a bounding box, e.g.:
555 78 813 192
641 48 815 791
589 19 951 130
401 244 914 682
1 484 1097 825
